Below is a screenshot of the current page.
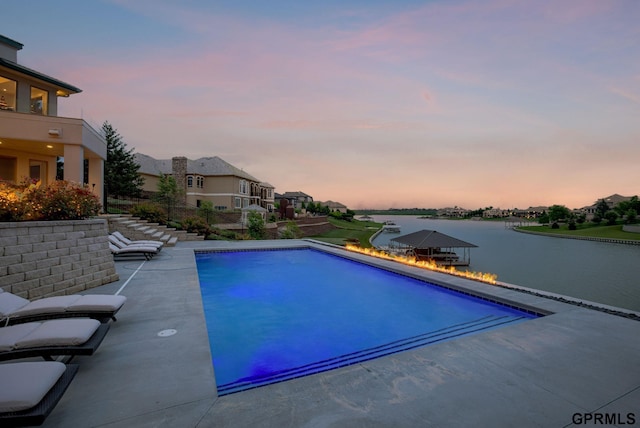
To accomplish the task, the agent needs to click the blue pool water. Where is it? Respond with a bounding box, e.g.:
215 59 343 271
196 248 539 395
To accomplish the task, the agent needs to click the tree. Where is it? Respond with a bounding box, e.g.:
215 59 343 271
198 200 214 224
594 199 610 219
604 210 618 226
103 121 144 198
548 205 571 222
247 211 266 239
155 173 182 221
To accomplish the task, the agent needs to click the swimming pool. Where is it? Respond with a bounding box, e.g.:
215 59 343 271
196 248 540 395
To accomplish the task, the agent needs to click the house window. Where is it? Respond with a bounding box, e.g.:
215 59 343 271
235 197 241 209
0 77 17 111
187 176 193 187
0 156 17 182
239 180 247 194
197 176 204 188
243 198 249 208
30 87 48 115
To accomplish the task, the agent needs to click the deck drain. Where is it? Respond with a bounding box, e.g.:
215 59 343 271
157 329 177 337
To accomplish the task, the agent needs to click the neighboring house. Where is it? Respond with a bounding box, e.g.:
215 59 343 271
511 206 548 218
0 34 106 203
135 153 275 212
580 194 634 218
321 200 348 213
482 208 509 218
276 191 313 210
437 207 470 218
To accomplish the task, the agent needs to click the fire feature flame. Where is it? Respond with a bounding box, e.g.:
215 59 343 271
345 244 498 285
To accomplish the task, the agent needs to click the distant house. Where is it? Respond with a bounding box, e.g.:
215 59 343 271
438 207 470 218
0 34 106 203
135 154 275 212
321 200 348 214
580 194 634 218
276 191 313 210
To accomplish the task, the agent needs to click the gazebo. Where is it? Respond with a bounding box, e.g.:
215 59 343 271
389 229 478 266
241 204 267 225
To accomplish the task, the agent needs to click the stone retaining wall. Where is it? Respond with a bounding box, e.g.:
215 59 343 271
0 218 118 299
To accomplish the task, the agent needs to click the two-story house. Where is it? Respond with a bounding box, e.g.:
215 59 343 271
276 191 314 210
135 154 275 212
0 34 106 203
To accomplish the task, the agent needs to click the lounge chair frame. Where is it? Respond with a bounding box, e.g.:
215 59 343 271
0 323 110 363
0 364 79 427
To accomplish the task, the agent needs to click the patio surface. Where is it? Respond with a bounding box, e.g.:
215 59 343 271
35 239 640 427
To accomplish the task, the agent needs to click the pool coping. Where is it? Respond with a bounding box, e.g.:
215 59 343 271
39 239 640 427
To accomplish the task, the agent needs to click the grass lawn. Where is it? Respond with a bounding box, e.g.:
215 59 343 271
311 217 383 248
517 223 640 241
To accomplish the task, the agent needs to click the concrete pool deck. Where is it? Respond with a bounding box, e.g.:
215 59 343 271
38 239 640 427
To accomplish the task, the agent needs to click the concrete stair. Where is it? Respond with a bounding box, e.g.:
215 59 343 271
104 215 204 246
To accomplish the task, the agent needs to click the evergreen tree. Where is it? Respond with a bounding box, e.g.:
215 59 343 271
103 121 144 198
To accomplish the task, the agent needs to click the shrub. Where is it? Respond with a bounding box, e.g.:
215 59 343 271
551 222 559 229
129 202 167 224
0 179 100 221
280 221 302 239
181 216 212 236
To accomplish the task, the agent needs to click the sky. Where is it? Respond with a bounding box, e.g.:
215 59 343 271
3 0 639 210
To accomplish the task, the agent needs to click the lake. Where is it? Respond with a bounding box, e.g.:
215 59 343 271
370 216 640 312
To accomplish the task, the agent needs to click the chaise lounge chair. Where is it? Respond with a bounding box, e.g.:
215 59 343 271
111 231 164 249
109 242 159 260
0 361 79 427
0 290 126 326
0 318 110 362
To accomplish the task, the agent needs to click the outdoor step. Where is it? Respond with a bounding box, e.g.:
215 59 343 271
151 231 165 240
167 236 179 246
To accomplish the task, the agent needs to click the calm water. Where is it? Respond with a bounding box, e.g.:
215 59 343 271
371 216 640 312
196 249 536 395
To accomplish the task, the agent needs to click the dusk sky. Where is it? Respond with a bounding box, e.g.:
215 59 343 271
4 0 639 210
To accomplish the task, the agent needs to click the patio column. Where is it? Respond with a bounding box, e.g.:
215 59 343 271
63 145 84 184
87 157 104 209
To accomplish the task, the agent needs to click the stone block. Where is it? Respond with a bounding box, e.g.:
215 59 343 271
0 272 25 287
4 244 33 256
18 234 44 245
32 241 58 252
21 251 50 263
25 267 51 281
43 232 67 242
0 236 18 248
51 263 73 276
69 245 89 255
65 284 85 294
60 254 81 265
52 279 76 292
36 257 61 270
9 261 37 275
0 254 22 268
63 269 83 281
83 264 100 275
40 273 65 287
26 225 53 235
47 248 70 258
28 284 54 299
72 260 91 270
57 239 79 249
12 279 41 294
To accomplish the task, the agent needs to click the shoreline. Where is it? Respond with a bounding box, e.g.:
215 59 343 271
514 227 640 246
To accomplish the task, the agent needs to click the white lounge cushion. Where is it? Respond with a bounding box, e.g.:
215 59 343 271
0 361 66 412
0 293 30 318
66 295 127 313
0 323 40 352
10 296 82 317
14 319 100 349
